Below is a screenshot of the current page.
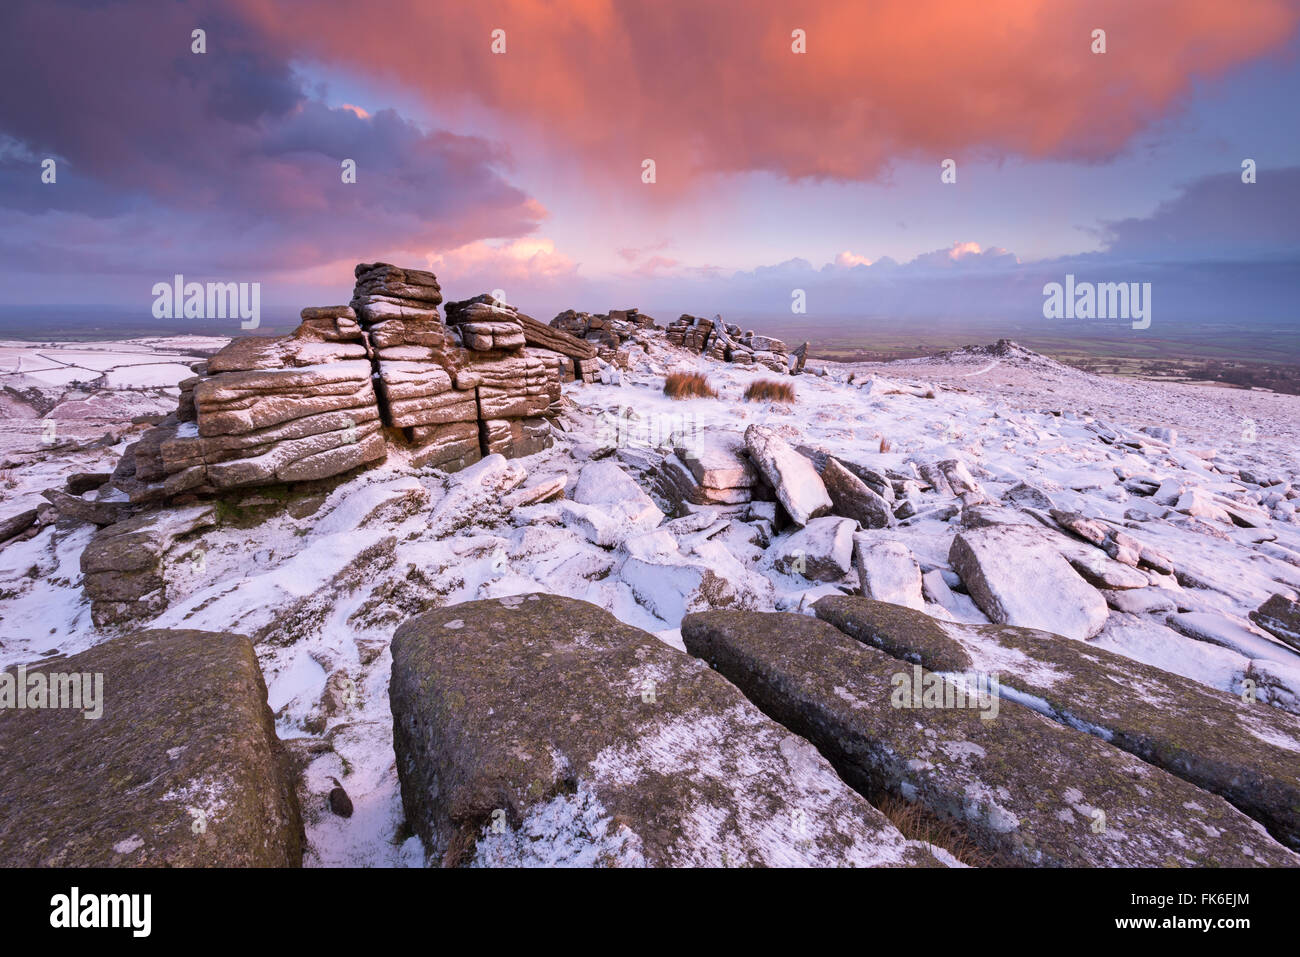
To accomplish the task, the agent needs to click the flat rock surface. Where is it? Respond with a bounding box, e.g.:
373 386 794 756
0 628 303 866
390 594 940 867
683 609 1296 866
950 524 1109 639
814 596 1300 851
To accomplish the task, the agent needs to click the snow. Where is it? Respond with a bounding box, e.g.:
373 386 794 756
2 331 1299 866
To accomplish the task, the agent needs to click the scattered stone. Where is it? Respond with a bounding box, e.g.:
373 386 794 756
949 525 1109 639
1002 481 1054 511
773 516 855 582
1251 595 1300 651
822 457 893 528
328 780 354 818
66 472 112 495
503 475 568 508
743 425 831 526
40 488 122 526
0 509 39 545
853 536 925 610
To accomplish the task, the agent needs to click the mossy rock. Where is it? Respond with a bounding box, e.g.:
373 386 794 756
390 594 938 867
0 629 304 866
684 609 1296 866
815 596 1300 852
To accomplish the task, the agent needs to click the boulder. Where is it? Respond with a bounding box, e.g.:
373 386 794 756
1002 481 1054 511
683 610 1295 867
822 457 893 528
618 536 772 622
0 508 39 545
81 505 218 627
0 629 303 866
949 525 1109 640
390 595 939 867
1251 595 1300 651
427 454 528 536
853 536 925 610
772 516 856 581
40 489 122 526
743 425 831 526
572 461 663 531
814 596 1300 851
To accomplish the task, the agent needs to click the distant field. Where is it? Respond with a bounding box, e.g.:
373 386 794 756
0 306 297 342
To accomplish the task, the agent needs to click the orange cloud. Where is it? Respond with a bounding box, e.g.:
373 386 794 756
237 0 1298 186
834 250 873 267
426 237 577 285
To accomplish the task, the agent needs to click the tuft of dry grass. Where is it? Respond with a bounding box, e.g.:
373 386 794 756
742 379 796 404
879 437 892 453
874 792 1008 867
663 371 718 400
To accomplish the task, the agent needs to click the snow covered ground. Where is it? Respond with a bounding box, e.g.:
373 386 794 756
1 333 1298 866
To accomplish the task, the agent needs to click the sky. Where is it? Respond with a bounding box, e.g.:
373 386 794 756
1 0 1298 343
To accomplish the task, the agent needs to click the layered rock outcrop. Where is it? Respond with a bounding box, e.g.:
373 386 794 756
105 263 591 503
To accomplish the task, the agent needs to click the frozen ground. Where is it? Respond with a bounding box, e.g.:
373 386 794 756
1 333 1297 866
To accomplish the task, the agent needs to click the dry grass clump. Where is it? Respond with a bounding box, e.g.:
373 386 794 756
873 792 1007 868
663 371 718 399
742 379 796 404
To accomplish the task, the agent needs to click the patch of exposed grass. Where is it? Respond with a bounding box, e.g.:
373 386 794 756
873 792 1008 868
663 371 717 399
742 379 796 404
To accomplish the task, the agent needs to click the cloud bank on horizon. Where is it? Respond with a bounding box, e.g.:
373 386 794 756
0 0 1297 335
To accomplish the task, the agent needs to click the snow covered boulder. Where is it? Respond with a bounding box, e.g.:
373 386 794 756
573 461 663 528
743 425 831 526
561 461 664 547
428 453 528 536
683 609 1295 867
0 629 304 866
821 457 893 528
618 535 772 622
1251 595 1300 652
853 536 925 611
772 516 856 582
389 594 939 867
949 525 1108 640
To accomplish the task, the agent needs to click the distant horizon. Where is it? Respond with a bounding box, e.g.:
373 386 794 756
4 302 1297 368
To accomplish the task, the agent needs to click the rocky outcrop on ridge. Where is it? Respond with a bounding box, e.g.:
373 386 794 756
665 314 801 374
102 263 580 507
